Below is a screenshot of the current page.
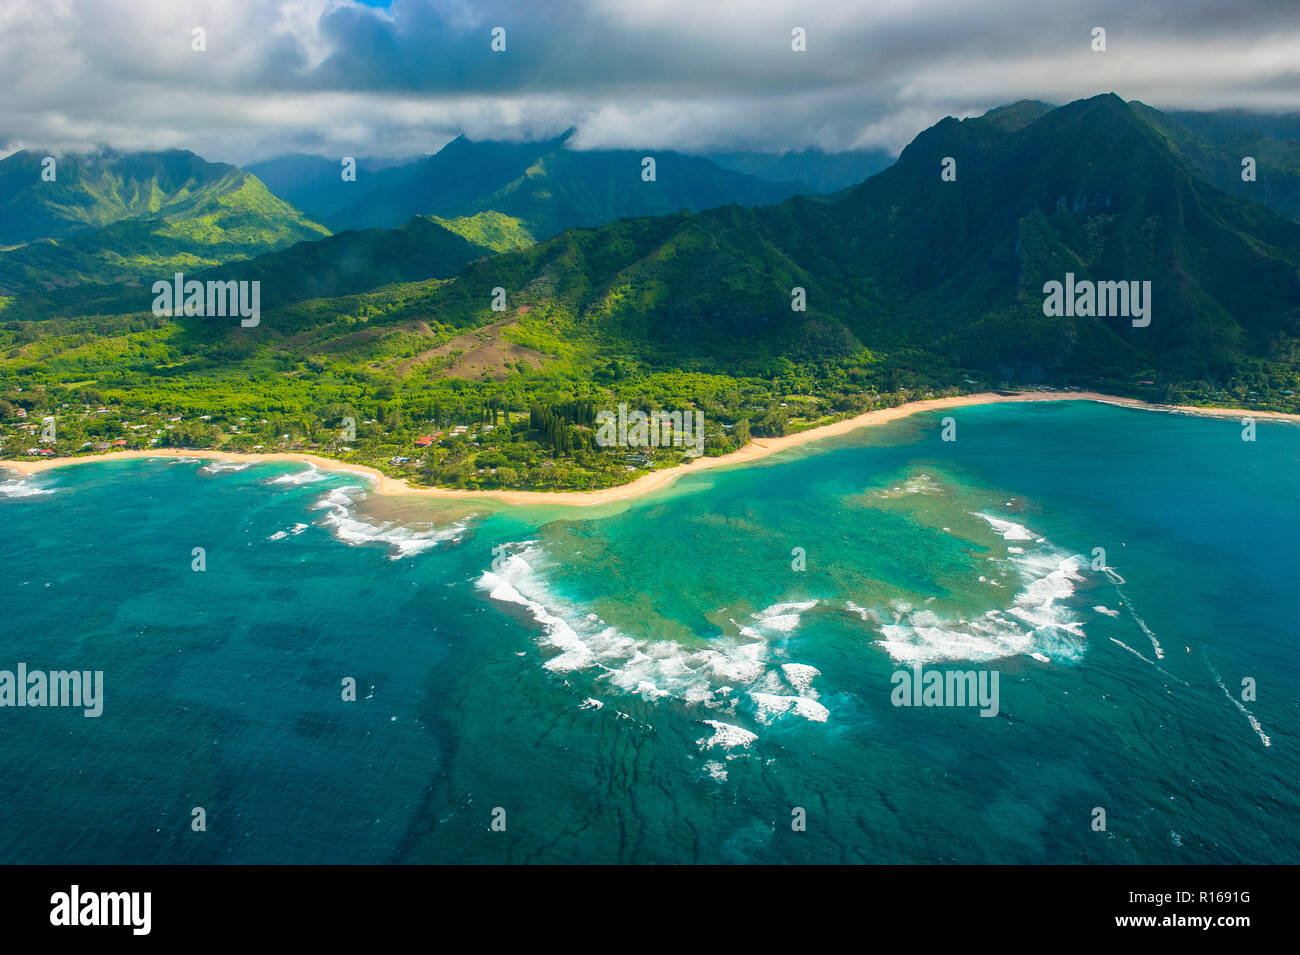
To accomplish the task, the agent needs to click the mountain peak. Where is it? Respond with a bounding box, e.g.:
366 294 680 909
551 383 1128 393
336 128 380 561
1074 91 1131 113
973 100 1055 132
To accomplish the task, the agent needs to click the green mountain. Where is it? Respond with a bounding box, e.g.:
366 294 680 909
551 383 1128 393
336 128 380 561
1130 103 1300 223
243 153 417 220
970 100 1055 132
1 211 529 320
323 130 809 238
2 148 238 244
704 147 893 193
4 95 1298 490
429 211 535 252
0 149 329 292
974 101 1300 224
333 93 1294 386
190 215 494 309
827 93 1300 381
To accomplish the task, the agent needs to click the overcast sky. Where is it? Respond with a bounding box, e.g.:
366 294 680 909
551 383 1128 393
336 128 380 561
1 0 1297 164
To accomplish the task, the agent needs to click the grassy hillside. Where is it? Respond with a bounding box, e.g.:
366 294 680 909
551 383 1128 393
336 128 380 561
430 212 535 252
187 215 494 309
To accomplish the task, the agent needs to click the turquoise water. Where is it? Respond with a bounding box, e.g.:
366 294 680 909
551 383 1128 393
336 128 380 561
1 401 1297 863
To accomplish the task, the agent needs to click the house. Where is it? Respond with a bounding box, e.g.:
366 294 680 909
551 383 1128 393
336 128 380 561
14 407 26 419
415 435 438 447
390 456 411 464
112 439 127 448
93 441 110 451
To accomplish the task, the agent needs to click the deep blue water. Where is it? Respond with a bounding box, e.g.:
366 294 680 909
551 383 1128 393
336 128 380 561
1 401 1297 863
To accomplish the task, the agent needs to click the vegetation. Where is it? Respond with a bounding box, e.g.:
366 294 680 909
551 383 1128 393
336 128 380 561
3 96 1298 491
323 129 810 238
0 149 328 292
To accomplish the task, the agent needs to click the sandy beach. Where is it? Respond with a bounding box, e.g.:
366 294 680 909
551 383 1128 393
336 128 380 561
3 390 1295 506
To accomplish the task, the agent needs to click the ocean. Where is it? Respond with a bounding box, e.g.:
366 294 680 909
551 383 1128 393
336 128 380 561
1 400 1297 863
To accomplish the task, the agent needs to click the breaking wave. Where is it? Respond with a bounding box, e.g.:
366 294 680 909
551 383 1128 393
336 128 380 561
312 486 468 558
0 477 55 498
476 544 828 746
855 527 1090 665
268 465 331 486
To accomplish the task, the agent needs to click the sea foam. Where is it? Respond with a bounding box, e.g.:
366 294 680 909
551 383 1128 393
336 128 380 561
862 521 1089 665
0 478 55 498
312 486 467 558
477 544 828 739
269 466 330 486
201 460 254 474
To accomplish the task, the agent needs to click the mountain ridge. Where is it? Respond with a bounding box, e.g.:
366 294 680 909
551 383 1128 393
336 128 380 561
0 149 329 293
4 94 1298 491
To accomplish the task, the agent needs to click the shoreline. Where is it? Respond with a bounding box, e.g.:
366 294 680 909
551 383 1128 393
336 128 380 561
3 391 1296 507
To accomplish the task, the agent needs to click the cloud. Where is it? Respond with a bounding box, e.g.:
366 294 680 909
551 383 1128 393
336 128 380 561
1 0 1297 163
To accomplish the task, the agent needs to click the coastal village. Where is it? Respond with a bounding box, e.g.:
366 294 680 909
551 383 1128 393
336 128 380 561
0 384 775 489
4 377 1291 492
